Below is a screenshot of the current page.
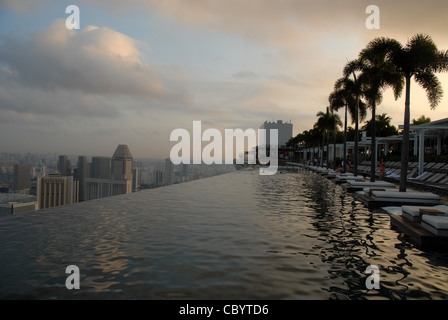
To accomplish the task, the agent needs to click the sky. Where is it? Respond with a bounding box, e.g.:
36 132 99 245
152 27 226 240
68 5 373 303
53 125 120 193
1 0 448 159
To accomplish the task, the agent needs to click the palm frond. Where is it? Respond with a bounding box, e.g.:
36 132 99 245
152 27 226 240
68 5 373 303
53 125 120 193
414 70 443 109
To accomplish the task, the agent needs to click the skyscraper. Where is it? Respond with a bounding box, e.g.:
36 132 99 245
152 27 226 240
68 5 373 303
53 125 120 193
75 156 87 202
91 157 111 179
13 164 31 194
85 145 134 200
259 120 293 147
111 145 133 180
37 171 79 210
132 167 139 192
154 162 164 187
164 158 174 185
57 155 72 176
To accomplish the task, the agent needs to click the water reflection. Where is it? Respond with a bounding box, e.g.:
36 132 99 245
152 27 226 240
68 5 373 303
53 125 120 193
296 168 448 300
0 169 448 299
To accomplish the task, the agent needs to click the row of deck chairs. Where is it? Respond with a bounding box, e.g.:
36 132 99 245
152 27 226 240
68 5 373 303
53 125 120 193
356 161 418 179
360 161 448 195
406 171 448 195
378 161 448 173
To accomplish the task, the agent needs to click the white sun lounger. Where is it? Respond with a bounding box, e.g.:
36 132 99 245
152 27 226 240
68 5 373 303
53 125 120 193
421 215 448 236
348 181 395 188
370 190 441 205
401 205 448 222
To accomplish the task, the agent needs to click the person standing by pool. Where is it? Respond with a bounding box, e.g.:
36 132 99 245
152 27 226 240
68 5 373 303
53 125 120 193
379 158 385 180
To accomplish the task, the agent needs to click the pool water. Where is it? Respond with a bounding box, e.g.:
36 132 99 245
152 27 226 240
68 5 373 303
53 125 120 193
1 169 448 299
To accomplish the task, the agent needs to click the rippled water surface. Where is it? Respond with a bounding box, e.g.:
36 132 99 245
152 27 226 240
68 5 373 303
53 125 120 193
1 169 448 299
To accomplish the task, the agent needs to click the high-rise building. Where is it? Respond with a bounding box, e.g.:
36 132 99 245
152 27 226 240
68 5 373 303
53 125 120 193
111 145 133 180
91 157 111 179
132 167 139 192
85 178 131 201
164 158 174 185
57 155 72 176
259 120 293 147
13 164 31 194
75 156 88 202
85 145 133 201
154 162 164 187
37 171 79 210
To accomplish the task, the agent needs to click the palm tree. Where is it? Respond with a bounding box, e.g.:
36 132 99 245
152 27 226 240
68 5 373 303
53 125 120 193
390 34 448 192
329 109 342 169
362 113 399 138
315 107 342 169
327 97 343 169
331 75 367 173
303 128 322 165
359 37 404 182
343 59 368 176
314 108 330 168
412 115 431 125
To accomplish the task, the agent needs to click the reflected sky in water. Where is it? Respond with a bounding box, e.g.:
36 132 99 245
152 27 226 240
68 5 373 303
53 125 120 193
1 169 448 299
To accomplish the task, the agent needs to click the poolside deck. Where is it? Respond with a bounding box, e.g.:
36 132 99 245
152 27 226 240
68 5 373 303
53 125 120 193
390 215 448 250
292 161 448 250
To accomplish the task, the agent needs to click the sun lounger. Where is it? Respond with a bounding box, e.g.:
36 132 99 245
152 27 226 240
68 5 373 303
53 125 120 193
431 163 445 171
401 205 448 222
425 163 437 170
438 176 448 184
369 190 441 205
409 162 418 168
421 215 448 236
348 180 395 188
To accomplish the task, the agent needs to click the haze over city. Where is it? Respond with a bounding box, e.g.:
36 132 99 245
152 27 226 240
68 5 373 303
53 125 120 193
1 0 448 159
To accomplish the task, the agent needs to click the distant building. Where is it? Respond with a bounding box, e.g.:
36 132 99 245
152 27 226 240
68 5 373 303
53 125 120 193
91 157 111 179
111 145 133 181
132 167 139 192
85 178 131 201
57 155 72 176
259 120 293 147
0 193 37 217
182 164 189 182
13 164 31 194
153 162 164 187
36 171 79 210
85 145 133 201
164 158 174 185
75 156 88 202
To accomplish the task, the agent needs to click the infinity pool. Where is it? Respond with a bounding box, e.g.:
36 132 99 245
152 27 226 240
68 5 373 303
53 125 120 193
1 169 448 299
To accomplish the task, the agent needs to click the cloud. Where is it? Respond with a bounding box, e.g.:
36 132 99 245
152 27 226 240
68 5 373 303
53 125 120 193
2 1 448 158
231 70 260 80
0 0 51 14
0 19 165 98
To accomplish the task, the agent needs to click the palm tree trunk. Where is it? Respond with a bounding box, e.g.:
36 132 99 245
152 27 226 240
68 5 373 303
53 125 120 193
326 130 330 169
333 125 337 170
354 95 359 176
370 100 376 182
343 104 348 172
399 76 411 192
321 134 325 167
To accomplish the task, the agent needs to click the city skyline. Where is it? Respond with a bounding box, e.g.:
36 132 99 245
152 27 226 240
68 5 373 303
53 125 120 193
1 1 448 159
